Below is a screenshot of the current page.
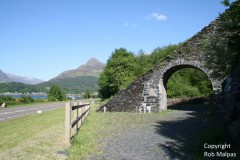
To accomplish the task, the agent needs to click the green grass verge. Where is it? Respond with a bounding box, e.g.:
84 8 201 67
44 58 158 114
0 108 67 160
67 105 171 159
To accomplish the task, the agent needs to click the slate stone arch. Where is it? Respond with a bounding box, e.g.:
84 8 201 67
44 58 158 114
99 14 226 112
142 59 219 112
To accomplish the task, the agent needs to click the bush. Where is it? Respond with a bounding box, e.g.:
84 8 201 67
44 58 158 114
20 95 34 103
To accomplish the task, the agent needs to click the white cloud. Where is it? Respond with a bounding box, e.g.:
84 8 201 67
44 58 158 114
145 13 167 21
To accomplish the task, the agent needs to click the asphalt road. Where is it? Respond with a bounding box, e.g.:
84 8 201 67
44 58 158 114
0 102 66 122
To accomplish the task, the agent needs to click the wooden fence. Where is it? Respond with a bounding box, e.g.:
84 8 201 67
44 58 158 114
65 101 90 145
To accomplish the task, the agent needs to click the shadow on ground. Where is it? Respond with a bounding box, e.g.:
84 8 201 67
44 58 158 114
154 101 223 159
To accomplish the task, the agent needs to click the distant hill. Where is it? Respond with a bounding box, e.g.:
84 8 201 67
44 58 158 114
0 76 99 94
44 57 105 93
38 76 99 93
52 57 105 80
0 82 45 93
0 70 13 83
6 73 45 84
0 58 105 93
0 70 45 85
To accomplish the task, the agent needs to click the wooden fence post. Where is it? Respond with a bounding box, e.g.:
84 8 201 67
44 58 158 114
82 104 86 121
65 101 71 146
65 101 91 146
74 101 78 133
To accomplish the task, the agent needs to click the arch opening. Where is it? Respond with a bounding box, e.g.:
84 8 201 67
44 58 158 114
163 66 213 98
159 64 213 110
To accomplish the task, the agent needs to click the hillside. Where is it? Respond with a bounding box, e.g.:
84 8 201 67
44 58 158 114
6 73 45 84
38 76 99 93
0 76 99 94
0 70 45 84
0 82 45 93
52 58 105 80
43 57 105 93
0 70 13 83
0 58 105 94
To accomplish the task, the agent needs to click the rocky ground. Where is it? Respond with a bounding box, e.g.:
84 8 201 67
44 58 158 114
86 104 223 160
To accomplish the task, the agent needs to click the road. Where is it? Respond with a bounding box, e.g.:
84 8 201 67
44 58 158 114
0 102 66 122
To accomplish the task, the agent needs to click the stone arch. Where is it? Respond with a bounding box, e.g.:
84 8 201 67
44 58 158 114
142 59 219 112
100 13 227 112
160 59 214 88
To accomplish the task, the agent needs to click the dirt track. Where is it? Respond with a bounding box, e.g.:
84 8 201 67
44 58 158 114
89 104 222 160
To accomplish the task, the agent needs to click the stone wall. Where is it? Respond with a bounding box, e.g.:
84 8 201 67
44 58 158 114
224 64 240 147
98 12 224 112
99 70 154 112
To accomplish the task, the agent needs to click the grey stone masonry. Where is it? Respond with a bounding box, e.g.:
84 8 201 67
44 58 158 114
99 13 225 112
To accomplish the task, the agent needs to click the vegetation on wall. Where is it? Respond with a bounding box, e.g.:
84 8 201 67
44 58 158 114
202 0 240 79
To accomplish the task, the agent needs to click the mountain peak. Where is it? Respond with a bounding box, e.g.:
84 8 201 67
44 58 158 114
77 57 105 70
87 57 100 64
53 57 105 80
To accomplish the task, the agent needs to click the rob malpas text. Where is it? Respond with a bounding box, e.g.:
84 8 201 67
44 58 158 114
204 143 236 158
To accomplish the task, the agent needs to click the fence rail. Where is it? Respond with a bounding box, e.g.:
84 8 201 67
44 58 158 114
65 101 90 145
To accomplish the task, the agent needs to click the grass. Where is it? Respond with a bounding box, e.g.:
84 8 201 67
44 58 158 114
0 100 171 160
0 108 68 160
67 104 171 159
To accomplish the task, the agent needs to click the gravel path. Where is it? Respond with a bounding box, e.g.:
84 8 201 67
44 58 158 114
89 105 219 160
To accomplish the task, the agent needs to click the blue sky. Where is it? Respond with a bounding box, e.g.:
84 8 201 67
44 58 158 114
0 0 227 81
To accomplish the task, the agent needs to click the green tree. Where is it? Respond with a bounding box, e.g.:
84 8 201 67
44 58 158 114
83 89 91 99
167 68 212 98
20 95 34 103
48 85 65 101
202 0 240 79
135 51 153 76
150 44 179 65
98 48 137 99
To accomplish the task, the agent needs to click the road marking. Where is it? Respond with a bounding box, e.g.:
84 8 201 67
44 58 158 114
0 105 63 115
0 112 10 115
0 102 65 122
6 116 12 119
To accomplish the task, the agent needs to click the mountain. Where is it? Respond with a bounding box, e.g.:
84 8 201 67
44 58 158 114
0 70 13 83
43 57 105 92
53 58 105 80
0 70 45 85
0 58 105 93
6 73 45 85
